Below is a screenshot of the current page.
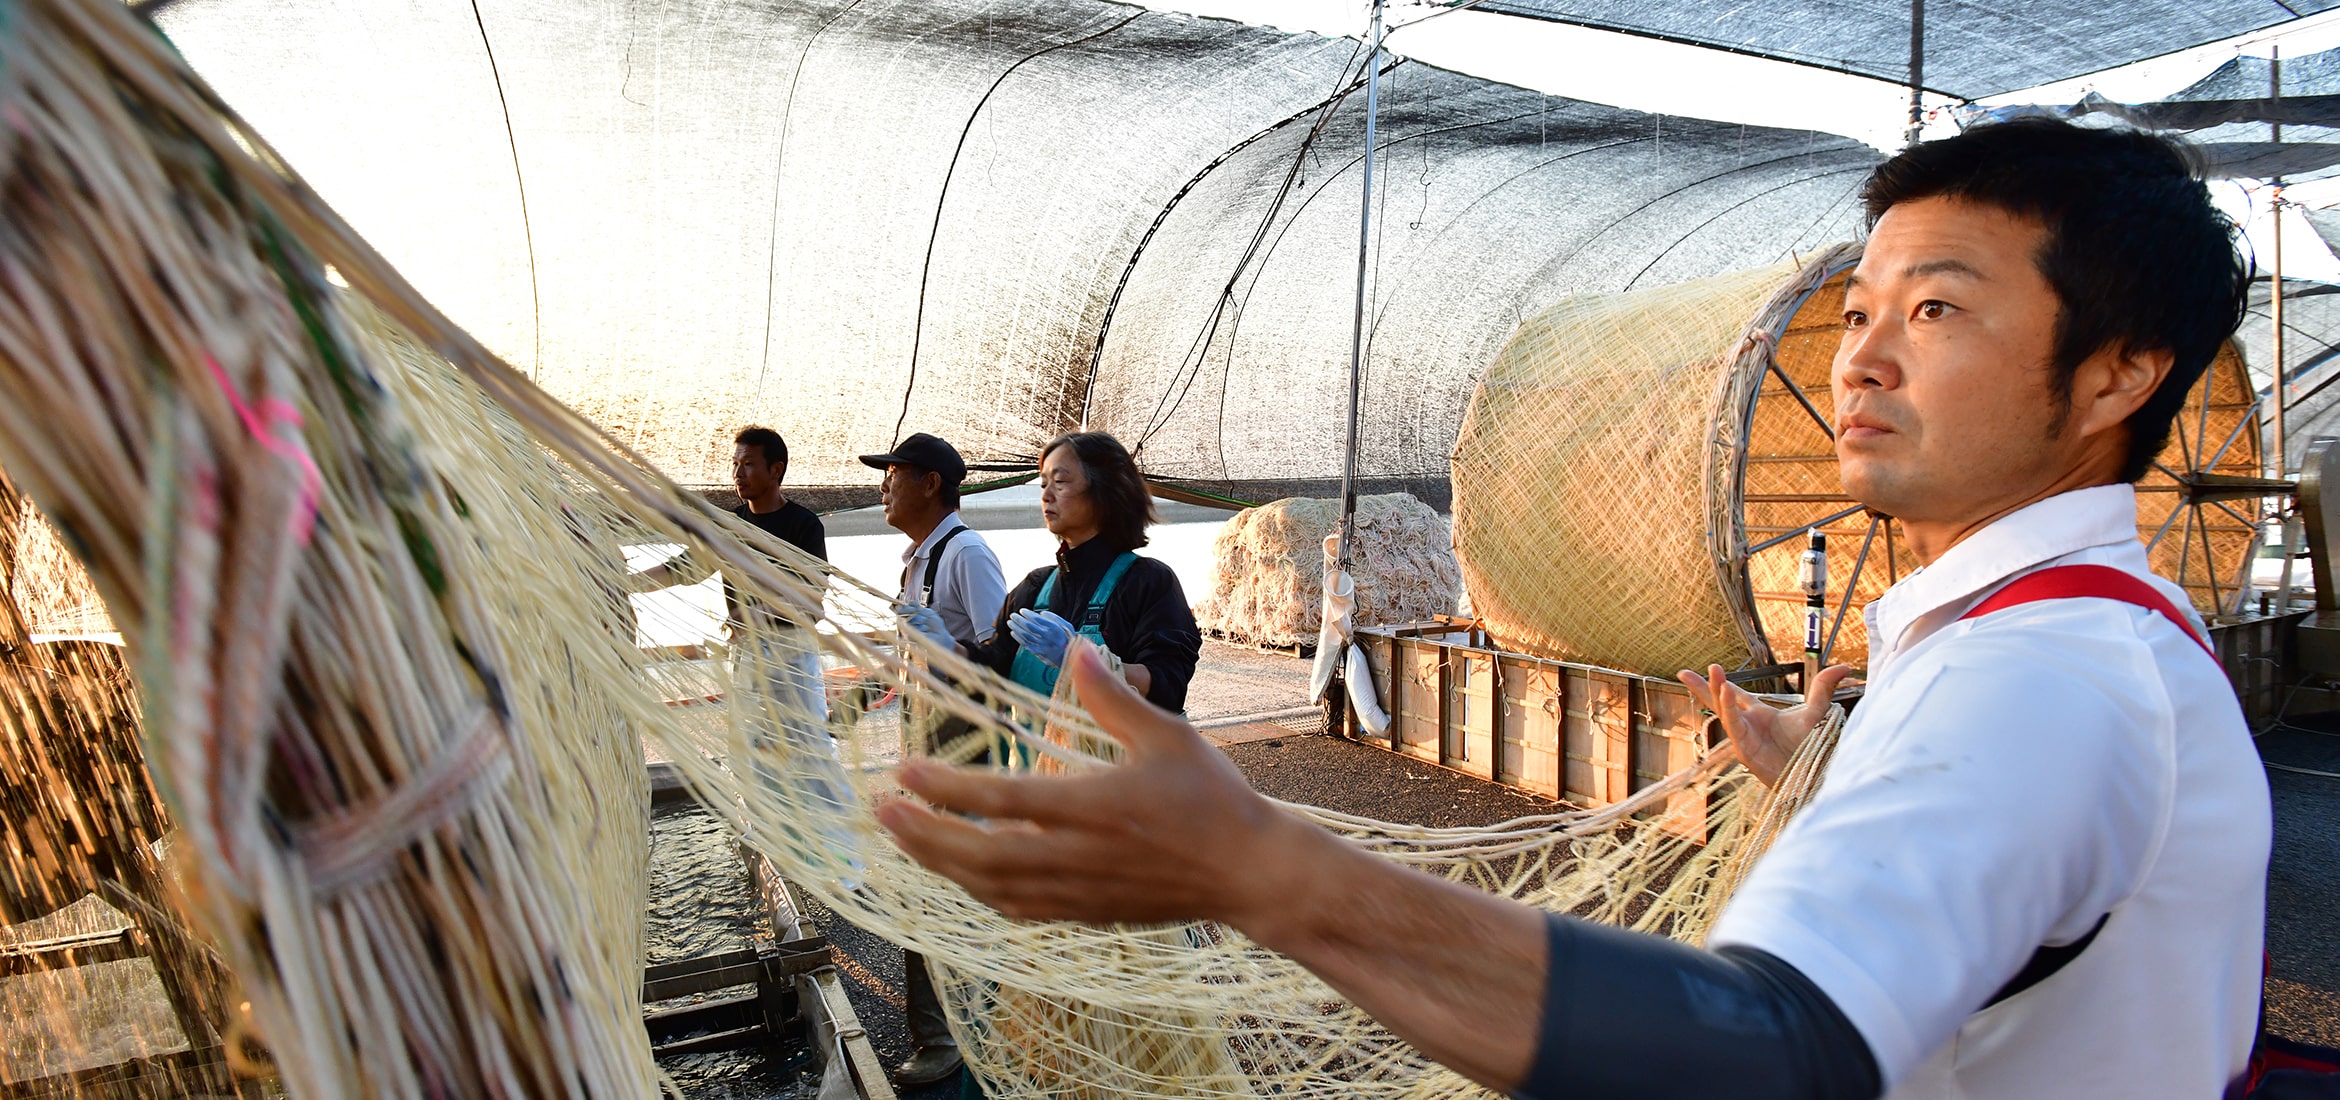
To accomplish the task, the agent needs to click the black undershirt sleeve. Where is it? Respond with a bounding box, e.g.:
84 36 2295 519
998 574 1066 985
1518 914 1882 1100
964 569 1047 677
1098 560 1201 712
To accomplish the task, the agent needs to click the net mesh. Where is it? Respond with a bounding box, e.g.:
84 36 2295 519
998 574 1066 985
0 2 1847 1096
1454 244 2263 677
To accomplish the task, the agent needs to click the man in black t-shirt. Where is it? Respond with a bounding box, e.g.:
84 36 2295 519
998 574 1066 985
728 425 825 561
634 426 826 630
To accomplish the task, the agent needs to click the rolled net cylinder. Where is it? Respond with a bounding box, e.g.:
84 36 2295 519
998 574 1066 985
1453 243 2262 676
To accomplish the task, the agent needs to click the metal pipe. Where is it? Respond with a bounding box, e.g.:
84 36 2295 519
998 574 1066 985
2273 45 2289 481
1906 0 1925 146
1335 0 1385 570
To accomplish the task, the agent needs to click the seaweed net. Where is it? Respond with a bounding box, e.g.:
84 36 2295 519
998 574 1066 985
1454 244 2264 678
0 1 1839 1096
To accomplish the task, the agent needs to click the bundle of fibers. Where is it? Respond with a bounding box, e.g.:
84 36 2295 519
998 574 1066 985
0 3 1845 1097
3 474 114 638
0 4 656 1093
1195 494 1458 647
0 468 241 1092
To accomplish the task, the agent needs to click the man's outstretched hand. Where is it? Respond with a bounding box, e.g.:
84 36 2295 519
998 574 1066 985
877 638 1313 928
879 637 1558 1092
1675 663 1853 787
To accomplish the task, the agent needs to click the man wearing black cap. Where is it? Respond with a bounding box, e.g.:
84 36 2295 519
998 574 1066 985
863 433 1005 660
859 432 1004 1087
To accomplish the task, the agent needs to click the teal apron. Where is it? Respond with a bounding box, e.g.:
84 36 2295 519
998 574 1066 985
997 551 1136 766
962 552 1139 1100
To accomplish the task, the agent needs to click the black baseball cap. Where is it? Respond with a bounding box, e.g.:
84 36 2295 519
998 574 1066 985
858 432 967 485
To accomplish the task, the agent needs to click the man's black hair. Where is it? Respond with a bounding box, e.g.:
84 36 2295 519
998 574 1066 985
735 426 788 469
1860 118 2248 483
1041 432 1156 551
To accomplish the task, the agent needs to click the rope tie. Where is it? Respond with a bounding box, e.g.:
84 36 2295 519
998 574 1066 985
296 705 510 895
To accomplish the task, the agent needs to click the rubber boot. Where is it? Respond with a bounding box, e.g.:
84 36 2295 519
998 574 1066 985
895 951 963 1086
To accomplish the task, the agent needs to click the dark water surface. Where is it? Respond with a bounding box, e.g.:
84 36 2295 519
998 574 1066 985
647 803 821 1098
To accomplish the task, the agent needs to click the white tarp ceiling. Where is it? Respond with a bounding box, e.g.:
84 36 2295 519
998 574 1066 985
154 0 1876 502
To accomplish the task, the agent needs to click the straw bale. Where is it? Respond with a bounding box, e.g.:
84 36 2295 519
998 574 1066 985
1454 244 2263 678
1453 259 1798 675
1193 494 1457 647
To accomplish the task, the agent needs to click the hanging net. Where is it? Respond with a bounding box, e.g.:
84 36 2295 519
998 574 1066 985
0 1 1847 1096
1452 243 2266 677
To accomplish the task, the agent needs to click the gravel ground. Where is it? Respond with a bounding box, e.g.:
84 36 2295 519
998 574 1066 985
2259 722 2340 1047
1226 733 1557 828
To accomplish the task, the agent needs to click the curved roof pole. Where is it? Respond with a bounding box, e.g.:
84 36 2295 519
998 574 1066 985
1335 0 1386 572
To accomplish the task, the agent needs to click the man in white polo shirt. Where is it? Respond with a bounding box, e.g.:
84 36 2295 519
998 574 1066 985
863 431 1007 1087
876 118 2271 1099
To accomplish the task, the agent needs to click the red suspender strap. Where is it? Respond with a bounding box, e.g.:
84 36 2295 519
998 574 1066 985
1956 564 2214 657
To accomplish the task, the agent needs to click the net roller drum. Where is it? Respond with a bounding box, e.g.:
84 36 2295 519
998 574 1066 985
1450 242 2263 677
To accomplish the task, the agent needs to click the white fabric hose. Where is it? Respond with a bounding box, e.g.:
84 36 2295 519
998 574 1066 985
1345 642 1390 736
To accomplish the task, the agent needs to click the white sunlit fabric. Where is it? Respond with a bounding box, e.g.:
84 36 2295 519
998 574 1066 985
152 0 1876 508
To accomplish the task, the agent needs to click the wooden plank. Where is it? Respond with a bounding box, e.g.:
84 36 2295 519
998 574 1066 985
1596 672 1633 807
1350 624 1734 809
1393 638 1443 763
1443 647 1496 780
643 950 760 1003
647 991 766 1049
1635 680 1710 840
652 1024 764 1058
1562 668 1631 807
1495 656 1561 798
801 967 899 1100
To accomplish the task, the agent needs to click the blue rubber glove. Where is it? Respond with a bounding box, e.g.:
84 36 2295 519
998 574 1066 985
1007 608 1075 669
896 604 953 649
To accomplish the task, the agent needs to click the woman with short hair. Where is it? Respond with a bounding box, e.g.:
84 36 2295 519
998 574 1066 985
962 431 1201 714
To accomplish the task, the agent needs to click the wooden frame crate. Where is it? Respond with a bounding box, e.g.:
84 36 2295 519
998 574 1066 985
1346 620 1717 813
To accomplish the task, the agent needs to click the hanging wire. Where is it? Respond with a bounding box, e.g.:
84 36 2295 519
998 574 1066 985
754 0 869 407
1128 43 1387 447
1077 48 1381 430
467 0 542 383
896 10 1144 443
1622 161 1874 289
1136 95 1606 452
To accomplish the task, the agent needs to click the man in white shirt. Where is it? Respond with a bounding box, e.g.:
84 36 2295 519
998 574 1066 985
875 119 2272 1099
859 431 1006 1087
867 433 1007 660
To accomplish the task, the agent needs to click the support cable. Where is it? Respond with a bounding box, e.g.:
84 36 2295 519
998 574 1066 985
895 11 1142 442
755 0 868 405
467 0 542 382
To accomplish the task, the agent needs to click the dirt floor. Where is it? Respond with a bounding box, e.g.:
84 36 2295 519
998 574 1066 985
2258 721 2340 1047
1226 733 1557 826
1184 638 1316 729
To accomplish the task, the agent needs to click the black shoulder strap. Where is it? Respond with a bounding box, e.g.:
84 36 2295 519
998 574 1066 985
920 524 970 604
1982 912 2109 1010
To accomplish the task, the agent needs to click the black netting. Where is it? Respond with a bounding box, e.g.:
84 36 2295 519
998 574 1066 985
1469 0 2331 100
